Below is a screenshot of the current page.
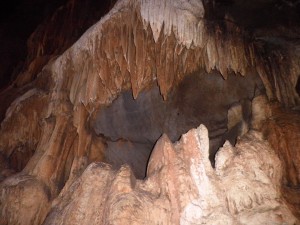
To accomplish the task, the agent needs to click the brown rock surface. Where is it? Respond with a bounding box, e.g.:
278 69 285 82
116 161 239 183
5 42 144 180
0 0 116 122
43 125 297 225
0 175 51 225
14 0 116 87
261 104 300 219
0 0 300 224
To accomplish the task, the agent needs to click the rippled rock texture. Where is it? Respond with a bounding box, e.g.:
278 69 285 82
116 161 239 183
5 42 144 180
0 0 300 224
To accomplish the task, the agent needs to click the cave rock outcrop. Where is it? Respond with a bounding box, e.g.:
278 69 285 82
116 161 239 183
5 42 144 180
0 0 300 224
43 125 296 225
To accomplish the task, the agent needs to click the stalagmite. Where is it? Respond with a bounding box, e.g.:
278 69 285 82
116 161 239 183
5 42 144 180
0 0 300 224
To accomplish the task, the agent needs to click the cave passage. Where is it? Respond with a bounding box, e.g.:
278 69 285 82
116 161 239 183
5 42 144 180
93 70 264 179
296 76 300 97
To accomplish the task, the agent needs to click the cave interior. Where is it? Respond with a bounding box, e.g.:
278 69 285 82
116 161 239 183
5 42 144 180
0 0 300 224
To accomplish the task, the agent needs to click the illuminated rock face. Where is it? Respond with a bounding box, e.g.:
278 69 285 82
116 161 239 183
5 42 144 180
42 126 296 225
0 0 300 224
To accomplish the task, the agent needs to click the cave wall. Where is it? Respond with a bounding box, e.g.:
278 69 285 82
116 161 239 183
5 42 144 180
261 103 300 218
0 0 67 89
0 0 116 123
14 0 117 87
42 126 297 225
0 0 299 224
94 70 263 178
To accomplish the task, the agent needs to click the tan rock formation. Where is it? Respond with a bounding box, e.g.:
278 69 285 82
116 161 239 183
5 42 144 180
261 104 300 219
0 175 51 225
42 125 296 225
250 94 300 219
0 0 300 224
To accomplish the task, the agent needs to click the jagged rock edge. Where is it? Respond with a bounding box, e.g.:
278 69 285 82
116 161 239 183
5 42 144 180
48 0 300 109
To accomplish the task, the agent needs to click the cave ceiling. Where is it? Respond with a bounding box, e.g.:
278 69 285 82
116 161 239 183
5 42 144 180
0 0 300 224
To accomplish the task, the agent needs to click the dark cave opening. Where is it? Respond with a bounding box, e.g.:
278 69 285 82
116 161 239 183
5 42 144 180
93 70 265 179
296 76 300 97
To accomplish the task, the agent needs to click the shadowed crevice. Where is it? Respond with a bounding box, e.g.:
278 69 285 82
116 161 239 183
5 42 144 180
92 70 264 179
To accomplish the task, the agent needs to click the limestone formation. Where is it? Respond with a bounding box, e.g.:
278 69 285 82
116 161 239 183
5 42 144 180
42 125 296 225
0 0 300 224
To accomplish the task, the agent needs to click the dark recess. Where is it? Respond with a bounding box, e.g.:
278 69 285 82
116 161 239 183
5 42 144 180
93 71 264 179
296 76 300 96
0 0 68 89
0 0 116 90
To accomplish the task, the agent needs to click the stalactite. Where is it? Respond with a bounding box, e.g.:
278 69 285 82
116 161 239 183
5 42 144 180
0 0 300 224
